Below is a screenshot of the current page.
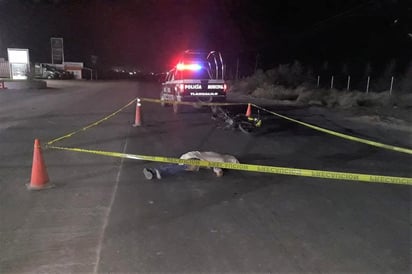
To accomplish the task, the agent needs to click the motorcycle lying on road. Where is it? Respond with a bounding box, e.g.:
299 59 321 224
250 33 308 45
211 106 262 134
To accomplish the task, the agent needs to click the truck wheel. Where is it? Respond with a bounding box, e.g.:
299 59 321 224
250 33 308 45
173 102 179 113
160 92 168 107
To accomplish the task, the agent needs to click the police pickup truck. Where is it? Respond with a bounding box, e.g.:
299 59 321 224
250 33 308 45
160 50 227 113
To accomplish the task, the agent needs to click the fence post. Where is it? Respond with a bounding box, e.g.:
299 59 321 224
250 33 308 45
366 76 370 93
330 75 334 89
317 75 320 88
346 75 351 91
389 76 394 95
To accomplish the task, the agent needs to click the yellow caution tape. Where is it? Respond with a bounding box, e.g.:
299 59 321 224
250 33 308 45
47 97 245 145
253 104 412 155
141 97 412 155
140 97 246 106
46 96 412 157
47 145 412 186
47 98 137 145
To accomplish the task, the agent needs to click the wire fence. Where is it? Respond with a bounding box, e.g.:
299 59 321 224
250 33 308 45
315 74 398 94
224 55 411 94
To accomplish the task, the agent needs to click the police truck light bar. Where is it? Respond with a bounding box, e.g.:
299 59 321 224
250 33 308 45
176 63 202 71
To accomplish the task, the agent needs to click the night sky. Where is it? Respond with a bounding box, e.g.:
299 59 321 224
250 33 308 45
0 0 411 73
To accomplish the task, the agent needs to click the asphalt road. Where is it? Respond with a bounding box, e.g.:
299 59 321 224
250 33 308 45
0 80 410 273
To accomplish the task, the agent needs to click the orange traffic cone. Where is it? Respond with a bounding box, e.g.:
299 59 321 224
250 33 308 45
27 139 53 190
245 103 252 117
132 99 142 127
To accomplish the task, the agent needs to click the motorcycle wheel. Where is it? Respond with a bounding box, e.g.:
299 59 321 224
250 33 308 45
238 121 255 134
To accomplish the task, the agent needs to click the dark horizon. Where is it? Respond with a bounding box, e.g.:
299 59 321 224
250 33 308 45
0 0 411 74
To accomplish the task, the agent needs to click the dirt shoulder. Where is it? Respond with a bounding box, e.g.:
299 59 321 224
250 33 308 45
228 91 412 133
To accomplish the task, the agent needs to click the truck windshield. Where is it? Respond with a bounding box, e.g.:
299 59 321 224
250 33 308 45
175 68 210 80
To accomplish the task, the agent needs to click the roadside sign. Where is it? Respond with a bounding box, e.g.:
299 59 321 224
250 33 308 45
7 48 30 80
51 37 64 64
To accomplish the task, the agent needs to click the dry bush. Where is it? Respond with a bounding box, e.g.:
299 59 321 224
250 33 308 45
399 62 412 94
229 69 270 95
297 88 330 105
230 61 411 111
230 62 311 95
251 84 299 100
353 92 395 108
321 89 342 107
336 92 363 108
393 93 412 108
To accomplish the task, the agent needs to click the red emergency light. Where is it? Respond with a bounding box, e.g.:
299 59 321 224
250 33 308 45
176 63 202 71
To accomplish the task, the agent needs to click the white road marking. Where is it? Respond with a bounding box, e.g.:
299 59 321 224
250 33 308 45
93 137 129 274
